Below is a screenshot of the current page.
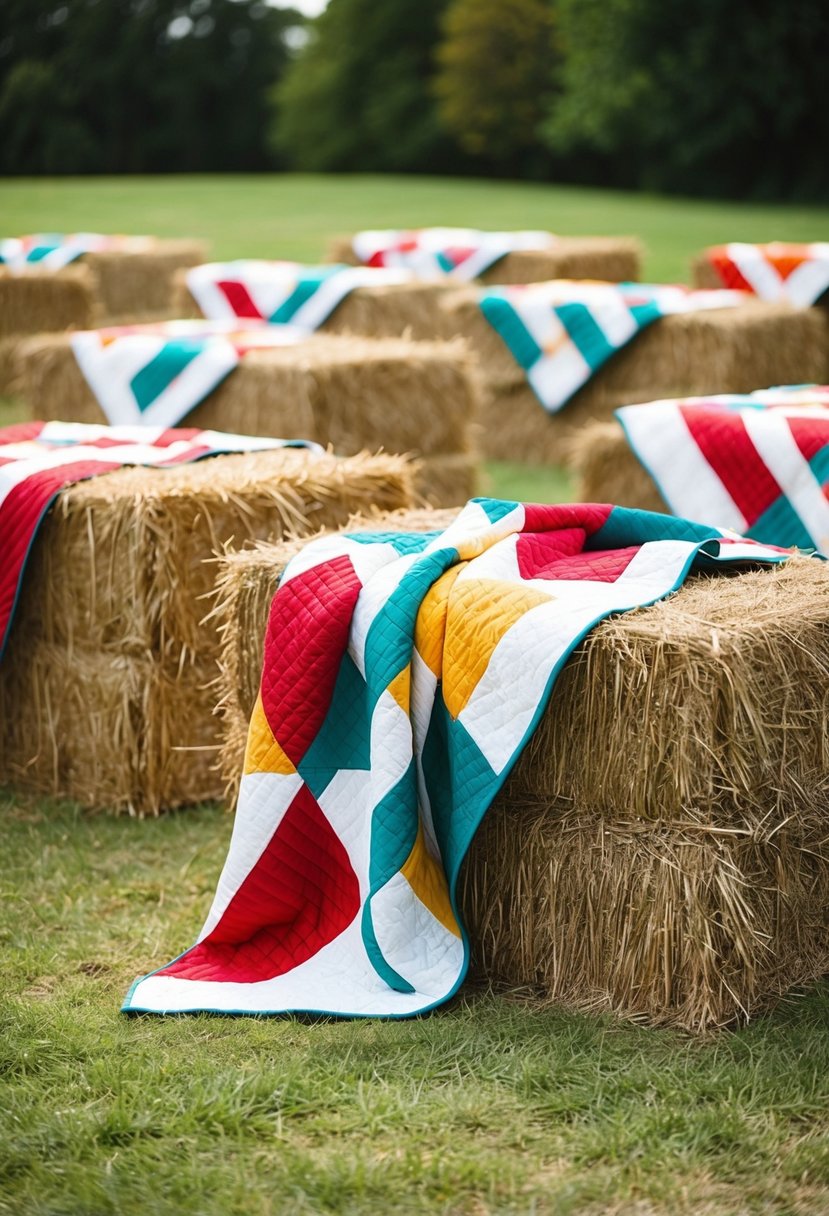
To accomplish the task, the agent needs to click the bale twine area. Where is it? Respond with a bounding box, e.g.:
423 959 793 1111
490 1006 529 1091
568 421 666 512
325 236 643 286
0 448 414 815
20 332 481 508
84 239 207 322
439 297 829 465
213 510 829 1030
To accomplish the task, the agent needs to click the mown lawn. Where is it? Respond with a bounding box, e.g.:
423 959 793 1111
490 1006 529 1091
2 176 829 1214
4 795 829 1216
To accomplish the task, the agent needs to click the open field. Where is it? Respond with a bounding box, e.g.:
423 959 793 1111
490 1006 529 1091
3 176 829 1213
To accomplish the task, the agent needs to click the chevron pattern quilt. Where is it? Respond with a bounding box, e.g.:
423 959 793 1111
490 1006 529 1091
351 228 556 281
0 233 152 272
0 420 320 658
71 319 310 428
124 497 789 1018
479 281 746 412
704 243 829 306
617 385 829 554
186 260 413 326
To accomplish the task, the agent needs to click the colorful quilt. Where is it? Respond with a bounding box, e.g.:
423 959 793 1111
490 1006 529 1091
0 233 152 273
124 497 789 1018
71 319 308 428
0 420 320 658
186 261 413 326
617 386 829 554
704 243 829 307
479 281 746 412
351 228 557 281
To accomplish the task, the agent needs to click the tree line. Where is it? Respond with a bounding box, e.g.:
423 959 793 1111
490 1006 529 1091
2 0 827 201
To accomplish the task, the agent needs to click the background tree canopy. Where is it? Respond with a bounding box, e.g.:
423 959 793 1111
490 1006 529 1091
1 0 827 201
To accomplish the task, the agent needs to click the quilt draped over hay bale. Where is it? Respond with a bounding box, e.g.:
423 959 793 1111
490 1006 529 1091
437 292 829 464
0 448 414 814
18 332 481 507
326 235 643 286
211 506 829 1030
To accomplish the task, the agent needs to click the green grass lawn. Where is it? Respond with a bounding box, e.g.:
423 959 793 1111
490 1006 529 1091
4 795 829 1216
3 173 828 282
2 176 829 1214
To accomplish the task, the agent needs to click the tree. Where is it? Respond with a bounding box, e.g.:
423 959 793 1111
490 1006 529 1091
0 0 304 175
434 0 558 177
272 0 458 174
543 0 829 200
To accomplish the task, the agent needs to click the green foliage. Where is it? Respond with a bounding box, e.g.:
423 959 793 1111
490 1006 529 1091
0 0 303 175
271 0 458 174
545 0 829 200
434 0 559 176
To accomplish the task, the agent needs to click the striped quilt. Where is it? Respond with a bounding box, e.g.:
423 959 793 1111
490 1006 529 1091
704 243 829 307
351 228 556 281
72 319 308 429
617 386 829 555
0 421 320 658
124 497 789 1018
0 233 152 272
479 281 746 412
186 261 413 326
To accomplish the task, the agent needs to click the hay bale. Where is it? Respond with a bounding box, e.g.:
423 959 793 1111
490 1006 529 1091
417 452 480 507
83 239 207 321
0 448 414 814
0 266 97 392
213 510 829 1029
174 271 458 342
568 420 666 512
325 235 643 285
19 332 481 507
690 254 726 291
446 298 829 465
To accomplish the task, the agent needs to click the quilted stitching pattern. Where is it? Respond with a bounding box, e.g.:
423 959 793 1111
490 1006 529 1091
125 499 795 1019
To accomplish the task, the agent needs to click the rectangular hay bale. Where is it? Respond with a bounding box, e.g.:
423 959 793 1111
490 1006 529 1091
211 507 829 1029
0 448 414 813
20 332 481 508
325 235 644 285
569 420 672 513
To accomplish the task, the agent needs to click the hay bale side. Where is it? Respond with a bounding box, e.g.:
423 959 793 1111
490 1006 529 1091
567 421 667 511
0 642 219 813
20 448 415 658
416 452 479 507
472 303 829 465
20 332 479 461
85 240 208 321
690 255 725 290
0 266 98 341
211 522 829 1028
325 236 643 285
459 794 829 1030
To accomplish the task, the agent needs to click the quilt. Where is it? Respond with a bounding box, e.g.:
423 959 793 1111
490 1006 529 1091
351 228 556 281
479 281 746 412
0 420 320 658
0 233 153 272
124 497 788 1018
186 260 413 326
704 243 829 307
617 385 829 554
71 319 309 428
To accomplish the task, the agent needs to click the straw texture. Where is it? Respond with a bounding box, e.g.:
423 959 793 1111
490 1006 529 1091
212 508 829 1029
569 421 667 511
19 332 481 507
0 448 414 814
83 240 207 321
325 236 643 285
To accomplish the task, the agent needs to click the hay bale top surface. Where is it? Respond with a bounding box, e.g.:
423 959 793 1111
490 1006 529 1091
54 446 413 510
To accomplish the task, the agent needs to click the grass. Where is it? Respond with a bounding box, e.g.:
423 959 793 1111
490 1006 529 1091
4 794 829 1216
2 175 829 1212
2 173 828 283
